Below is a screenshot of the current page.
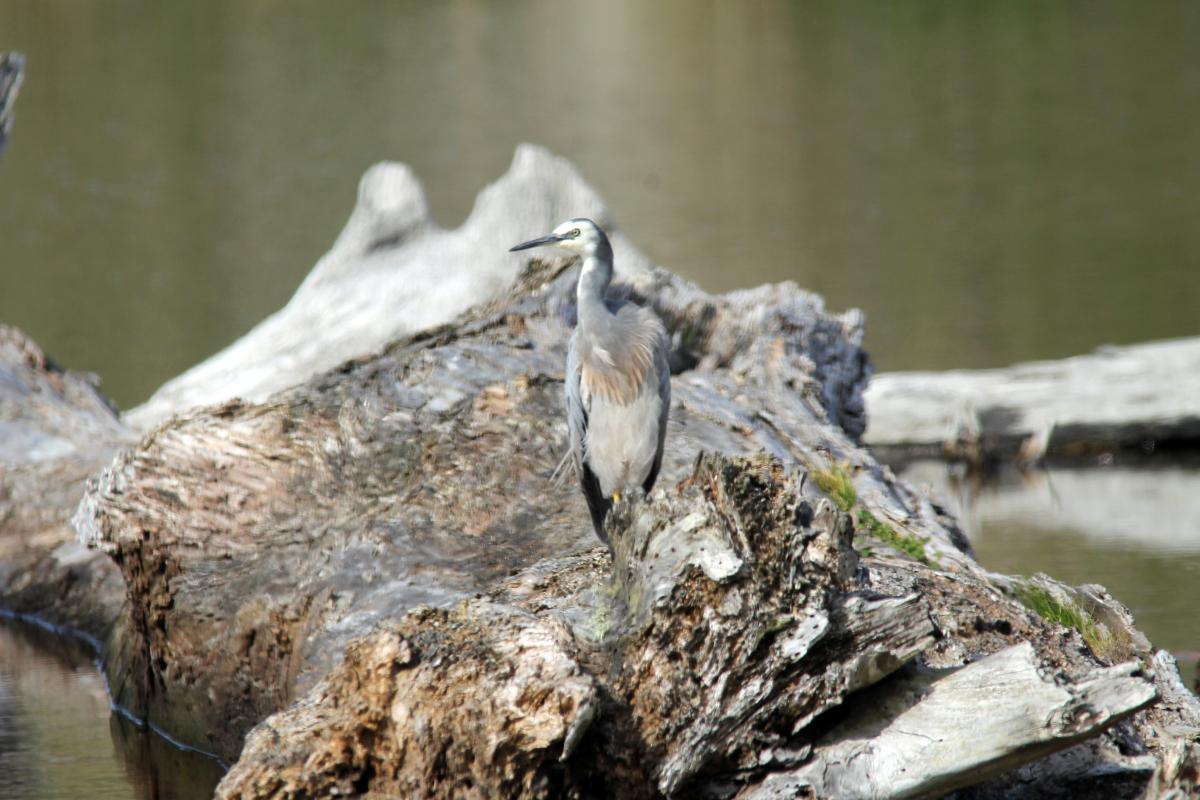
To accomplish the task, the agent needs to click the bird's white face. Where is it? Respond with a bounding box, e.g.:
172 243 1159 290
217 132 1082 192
550 219 602 254
509 217 606 256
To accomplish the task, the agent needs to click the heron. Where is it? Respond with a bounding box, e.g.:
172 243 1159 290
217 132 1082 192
510 218 670 546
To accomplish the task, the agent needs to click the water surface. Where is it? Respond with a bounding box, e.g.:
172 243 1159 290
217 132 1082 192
0 617 224 800
0 1 1197 408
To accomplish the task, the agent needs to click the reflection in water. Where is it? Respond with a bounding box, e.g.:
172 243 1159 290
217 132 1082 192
0 2 1198 408
899 460 1200 688
0 617 223 800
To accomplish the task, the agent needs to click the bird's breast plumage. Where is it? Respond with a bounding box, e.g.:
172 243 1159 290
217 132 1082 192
583 369 664 497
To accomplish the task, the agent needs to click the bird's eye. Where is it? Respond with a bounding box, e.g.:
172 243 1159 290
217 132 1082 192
571 228 581 238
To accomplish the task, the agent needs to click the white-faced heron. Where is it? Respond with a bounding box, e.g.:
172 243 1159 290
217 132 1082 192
510 218 670 545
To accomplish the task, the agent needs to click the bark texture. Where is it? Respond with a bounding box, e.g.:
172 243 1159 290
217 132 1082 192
219 602 598 799
740 643 1155 799
212 452 1183 799
603 458 933 796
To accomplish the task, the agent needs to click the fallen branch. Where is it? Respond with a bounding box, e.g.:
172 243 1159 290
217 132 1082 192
864 338 1200 465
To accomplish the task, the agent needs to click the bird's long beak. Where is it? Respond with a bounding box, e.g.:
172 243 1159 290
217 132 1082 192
509 233 562 252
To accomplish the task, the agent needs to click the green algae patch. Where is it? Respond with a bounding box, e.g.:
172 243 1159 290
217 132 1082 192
812 463 857 512
859 507 938 567
1014 580 1114 659
812 462 938 568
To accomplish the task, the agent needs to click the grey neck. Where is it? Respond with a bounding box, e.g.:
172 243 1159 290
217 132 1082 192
576 237 614 333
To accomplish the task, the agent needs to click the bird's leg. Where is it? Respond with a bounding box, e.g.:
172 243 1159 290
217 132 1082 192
612 491 622 503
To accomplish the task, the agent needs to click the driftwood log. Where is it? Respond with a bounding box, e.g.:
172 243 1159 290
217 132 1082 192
1 148 1197 798
76 250 940 764
0 326 130 641
744 642 1156 799
212 458 1159 799
864 338 1200 465
123 145 661 432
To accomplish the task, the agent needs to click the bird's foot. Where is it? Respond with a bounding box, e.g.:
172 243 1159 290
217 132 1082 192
612 491 622 503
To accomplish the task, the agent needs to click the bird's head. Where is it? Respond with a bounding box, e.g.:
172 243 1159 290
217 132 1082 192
509 218 606 257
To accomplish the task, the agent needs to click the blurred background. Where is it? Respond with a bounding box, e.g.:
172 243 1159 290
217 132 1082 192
0 2 1197 797
2 1 1198 409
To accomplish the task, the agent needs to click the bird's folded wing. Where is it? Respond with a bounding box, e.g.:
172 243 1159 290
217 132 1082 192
580 311 660 406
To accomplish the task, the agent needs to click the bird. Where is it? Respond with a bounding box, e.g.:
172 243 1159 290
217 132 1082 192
510 218 670 546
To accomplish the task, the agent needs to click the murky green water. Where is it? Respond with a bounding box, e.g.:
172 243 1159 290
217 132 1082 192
0 2 1197 795
0 617 224 800
2 1 1198 409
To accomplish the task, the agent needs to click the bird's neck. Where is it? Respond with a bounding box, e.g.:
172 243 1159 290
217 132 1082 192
576 254 613 332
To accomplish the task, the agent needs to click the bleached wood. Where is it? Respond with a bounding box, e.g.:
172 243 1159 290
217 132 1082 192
864 338 1200 462
124 145 658 430
742 643 1157 800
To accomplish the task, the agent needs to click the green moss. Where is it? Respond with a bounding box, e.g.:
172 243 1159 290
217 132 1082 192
812 462 938 567
859 507 938 567
590 602 614 641
811 463 857 512
1014 582 1109 656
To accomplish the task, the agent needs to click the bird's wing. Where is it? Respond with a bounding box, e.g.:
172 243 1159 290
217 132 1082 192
566 334 611 542
642 320 672 494
580 304 658 406
565 336 590 474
